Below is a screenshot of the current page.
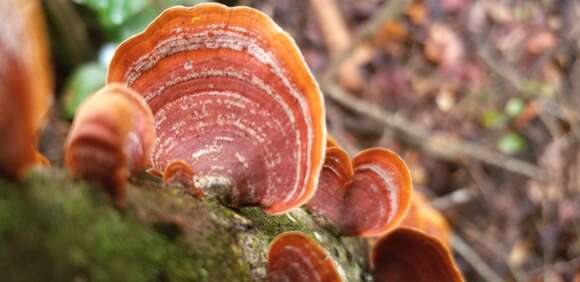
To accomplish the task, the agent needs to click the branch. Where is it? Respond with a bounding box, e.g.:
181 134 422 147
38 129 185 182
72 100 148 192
321 82 550 181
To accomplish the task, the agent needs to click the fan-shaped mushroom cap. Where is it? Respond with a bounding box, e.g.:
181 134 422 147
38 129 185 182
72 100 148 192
306 147 412 237
65 84 155 206
163 159 194 186
372 227 463 282
107 3 326 215
0 0 52 178
268 231 341 282
401 192 451 245
163 159 204 199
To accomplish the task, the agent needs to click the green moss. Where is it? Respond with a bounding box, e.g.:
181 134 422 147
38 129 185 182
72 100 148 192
0 172 251 282
239 207 312 240
239 206 370 282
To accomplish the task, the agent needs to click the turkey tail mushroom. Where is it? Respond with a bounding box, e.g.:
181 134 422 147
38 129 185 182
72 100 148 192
268 231 342 282
0 0 53 179
372 227 464 282
306 147 413 237
107 3 326 214
64 84 155 207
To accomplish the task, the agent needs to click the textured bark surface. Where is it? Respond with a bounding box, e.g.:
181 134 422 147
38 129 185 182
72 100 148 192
0 169 370 282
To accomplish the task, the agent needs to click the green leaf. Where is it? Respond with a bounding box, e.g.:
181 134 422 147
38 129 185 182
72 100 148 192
117 7 158 41
62 62 107 119
497 133 526 154
75 0 209 41
74 0 149 38
504 98 525 117
481 110 507 129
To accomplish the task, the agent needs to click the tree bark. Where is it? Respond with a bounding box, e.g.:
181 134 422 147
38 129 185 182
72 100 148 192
0 169 369 282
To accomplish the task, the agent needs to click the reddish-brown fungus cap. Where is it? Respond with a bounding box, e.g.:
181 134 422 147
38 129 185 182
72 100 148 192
268 231 341 282
65 84 155 205
163 159 194 185
305 147 352 231
306 147 412 237
107 3 326 214
401 192 451 245
372 227 463 282
0 0 53 178
163 159 204 199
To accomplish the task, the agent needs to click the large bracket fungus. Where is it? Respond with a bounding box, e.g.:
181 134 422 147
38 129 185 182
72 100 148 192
268 231 342 282
306 143 413 237
65 84 155 206
107 3 326 215
0 0 53 178
372 227 464 282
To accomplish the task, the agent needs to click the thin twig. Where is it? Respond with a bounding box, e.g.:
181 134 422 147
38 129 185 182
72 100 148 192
430 187 476 210
527 256 580 279
451 233 504 282
321 82 550 181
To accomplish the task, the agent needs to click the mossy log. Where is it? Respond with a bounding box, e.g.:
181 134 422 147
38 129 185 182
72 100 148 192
0 169 371 282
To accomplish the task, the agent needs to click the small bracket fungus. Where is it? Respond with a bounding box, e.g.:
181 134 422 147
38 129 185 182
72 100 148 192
163 159 204 199
0 0 53 178
401 192 451 245
306 146 413 237
107 3 326 214
64 84 155 206
268 231 342 282
371 227 464 282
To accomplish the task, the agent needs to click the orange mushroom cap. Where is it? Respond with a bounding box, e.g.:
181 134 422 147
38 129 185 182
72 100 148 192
327 134 340 148
163 159 204 199
64 84 155 206
163 159 194 185
306 147 413 237
372 227 464 282
107 3 326 215
0 0 53 178
401 192 451 245
268 231 342 282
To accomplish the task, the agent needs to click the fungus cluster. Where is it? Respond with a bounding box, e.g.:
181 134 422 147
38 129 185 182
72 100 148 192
0 2 466 280
266 229 462 282
0 0 52 178
305 138 413 237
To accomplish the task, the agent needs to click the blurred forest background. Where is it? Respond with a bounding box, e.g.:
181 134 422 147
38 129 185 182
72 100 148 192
41 0 579 281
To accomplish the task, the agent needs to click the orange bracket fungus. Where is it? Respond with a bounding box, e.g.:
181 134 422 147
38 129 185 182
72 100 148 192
163 159 204 199
107 3 326 214
268 231 341 282
0 0 53 178
306 146 412 237
372 227 464 282
64 84 155 206
400 192 451 245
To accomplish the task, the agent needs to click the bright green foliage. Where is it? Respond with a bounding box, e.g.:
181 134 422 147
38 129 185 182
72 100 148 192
73 0 207 42
497 132 526 154
62 62 107 119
